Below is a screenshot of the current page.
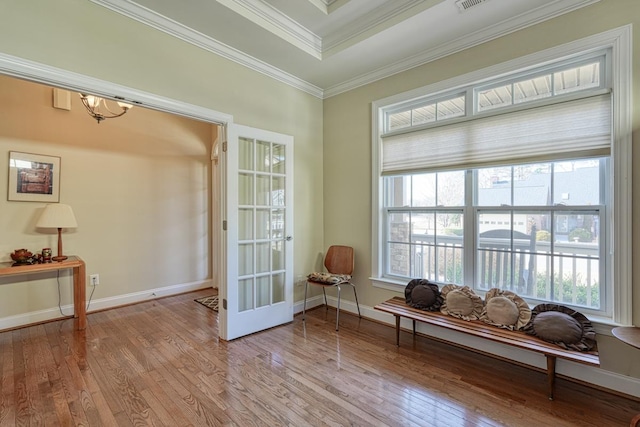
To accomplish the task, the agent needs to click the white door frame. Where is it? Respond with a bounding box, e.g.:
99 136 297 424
0 52 234 323
0 53 233 126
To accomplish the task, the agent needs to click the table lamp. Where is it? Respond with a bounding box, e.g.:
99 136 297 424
36 204 77 262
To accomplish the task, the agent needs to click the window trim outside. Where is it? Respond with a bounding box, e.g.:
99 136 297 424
370 26 632 328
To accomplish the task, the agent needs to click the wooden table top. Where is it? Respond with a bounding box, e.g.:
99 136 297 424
0 256 83 276
611 326 640 350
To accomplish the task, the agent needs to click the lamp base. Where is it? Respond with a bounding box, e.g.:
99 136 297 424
52 255 68 262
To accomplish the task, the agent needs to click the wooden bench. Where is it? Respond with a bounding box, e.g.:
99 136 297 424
374 296 600 400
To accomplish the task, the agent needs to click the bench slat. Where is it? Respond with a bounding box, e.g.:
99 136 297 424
375 297 598 365
374 296 599 400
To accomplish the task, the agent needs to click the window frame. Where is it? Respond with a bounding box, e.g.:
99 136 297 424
370 26 632 327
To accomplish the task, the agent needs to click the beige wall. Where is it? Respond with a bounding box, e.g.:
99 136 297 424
323 0 640 384
0 0 324 322
0 75 215 322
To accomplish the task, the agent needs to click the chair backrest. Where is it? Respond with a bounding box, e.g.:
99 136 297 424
324 245 354 275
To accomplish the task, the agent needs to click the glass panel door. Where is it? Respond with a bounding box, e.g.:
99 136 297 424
220 125 293 340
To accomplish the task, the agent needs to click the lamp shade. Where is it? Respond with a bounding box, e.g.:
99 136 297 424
36 204 78 229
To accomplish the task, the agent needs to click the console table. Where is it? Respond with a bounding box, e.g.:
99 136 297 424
0 256 86 330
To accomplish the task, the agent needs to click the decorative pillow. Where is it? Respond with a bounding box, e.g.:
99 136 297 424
440 284 483 321
404 279 443 311
307 272 351 285
522 303 596 351
480 288 531 330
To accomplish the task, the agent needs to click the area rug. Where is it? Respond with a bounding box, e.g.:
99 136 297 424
195 295 219 312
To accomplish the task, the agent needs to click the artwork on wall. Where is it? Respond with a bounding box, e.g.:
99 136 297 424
7 151 61 202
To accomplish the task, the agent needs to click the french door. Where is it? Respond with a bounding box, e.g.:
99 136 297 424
218 124 294 340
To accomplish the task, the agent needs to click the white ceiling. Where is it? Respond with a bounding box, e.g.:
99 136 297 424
91 0 599 98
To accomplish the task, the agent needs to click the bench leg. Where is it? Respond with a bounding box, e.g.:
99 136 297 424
413 319 416 336
546 355 556 400
395 315 400 346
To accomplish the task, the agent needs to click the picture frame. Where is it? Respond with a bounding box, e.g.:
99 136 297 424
7 151 61 202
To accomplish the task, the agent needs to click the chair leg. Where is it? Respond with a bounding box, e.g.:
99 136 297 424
335 285 341 331
351 283 361 318
322 288 328 309
302 281 308 321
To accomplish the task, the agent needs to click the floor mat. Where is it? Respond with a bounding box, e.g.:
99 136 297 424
195 295 218 312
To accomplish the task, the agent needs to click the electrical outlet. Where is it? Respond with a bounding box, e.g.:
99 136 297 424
90 274 100 286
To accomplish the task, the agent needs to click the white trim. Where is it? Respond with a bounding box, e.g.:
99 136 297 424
312 297 640 399
0 52 234 125
0 279 213 332
371 25 633 324
321 0 429 54
218 0 322 59
324 0 602 98
88 0 600 99
306 0 348 15
89 0 324 99
294 294 324 314
609 25 633 325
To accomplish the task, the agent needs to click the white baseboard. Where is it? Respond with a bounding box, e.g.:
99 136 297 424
0 279 213 331
293 294 324 314
315 295 640 400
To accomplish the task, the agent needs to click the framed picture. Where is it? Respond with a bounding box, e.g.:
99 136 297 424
7 151 61 202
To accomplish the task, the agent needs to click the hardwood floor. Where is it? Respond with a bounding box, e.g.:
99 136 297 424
1 289 638 426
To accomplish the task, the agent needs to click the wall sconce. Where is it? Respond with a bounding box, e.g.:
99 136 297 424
36 204 78 262
79 93 132 124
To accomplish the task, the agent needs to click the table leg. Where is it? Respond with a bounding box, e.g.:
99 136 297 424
395 315 400 346
74 262 86 330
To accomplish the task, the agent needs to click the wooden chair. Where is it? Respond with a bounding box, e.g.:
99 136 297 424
302 245 361 331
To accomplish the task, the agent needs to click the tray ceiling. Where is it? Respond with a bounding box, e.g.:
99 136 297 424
91 0 599 98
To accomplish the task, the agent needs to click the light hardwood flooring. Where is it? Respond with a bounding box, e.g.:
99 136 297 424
1 289 638 426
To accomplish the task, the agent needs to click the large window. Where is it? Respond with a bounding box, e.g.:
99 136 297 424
384 159 606 312
372 28 632 323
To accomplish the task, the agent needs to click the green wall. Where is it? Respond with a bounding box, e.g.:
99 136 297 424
323 0 640 385
0 0 324 311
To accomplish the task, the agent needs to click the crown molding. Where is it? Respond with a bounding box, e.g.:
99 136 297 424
307 0 348 15
321 0 435 55
218 0 322 59
91 0 599 100
220 0 430 59
90 0 324 98
323 0 601 97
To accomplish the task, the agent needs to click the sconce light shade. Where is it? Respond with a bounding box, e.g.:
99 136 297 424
79 93 133 124
37 204 77 261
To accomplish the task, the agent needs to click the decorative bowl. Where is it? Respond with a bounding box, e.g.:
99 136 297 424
10 249 33 265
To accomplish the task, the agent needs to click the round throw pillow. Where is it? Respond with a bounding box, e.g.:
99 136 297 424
532 311 583 344
404 279 443 311
440 284 483 321
480 288 532 330
523 303 596 351
487 296 520 325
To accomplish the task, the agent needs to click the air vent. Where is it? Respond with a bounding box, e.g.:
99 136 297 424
455 0 490 12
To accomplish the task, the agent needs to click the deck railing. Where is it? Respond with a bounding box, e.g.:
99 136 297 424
408 233 600 309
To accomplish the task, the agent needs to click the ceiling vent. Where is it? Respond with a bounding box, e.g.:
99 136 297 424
455 0 490 12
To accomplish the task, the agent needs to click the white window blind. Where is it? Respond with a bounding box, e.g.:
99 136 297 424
381 94 611 174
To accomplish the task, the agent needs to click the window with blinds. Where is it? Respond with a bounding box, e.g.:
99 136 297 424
374 48 619 318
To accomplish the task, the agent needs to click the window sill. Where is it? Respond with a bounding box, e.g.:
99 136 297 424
370 276 621 336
